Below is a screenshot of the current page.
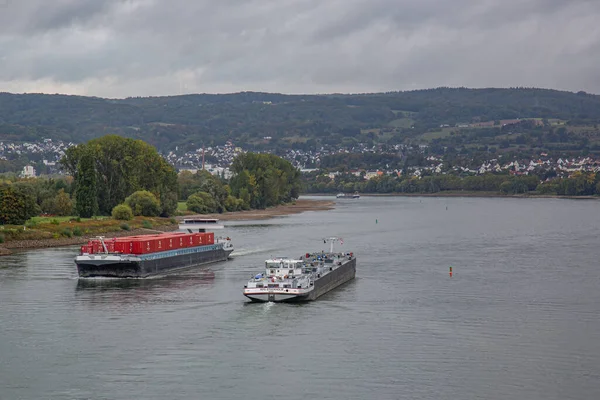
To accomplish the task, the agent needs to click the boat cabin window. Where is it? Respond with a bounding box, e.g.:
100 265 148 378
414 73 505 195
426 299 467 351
183 218 219 224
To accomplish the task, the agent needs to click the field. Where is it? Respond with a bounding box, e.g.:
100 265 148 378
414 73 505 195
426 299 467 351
388 118 415 128
0 215 178 244
28 215 109 224
418 128 455 141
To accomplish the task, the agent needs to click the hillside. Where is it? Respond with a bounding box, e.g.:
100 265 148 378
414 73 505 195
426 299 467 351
1 88 600 152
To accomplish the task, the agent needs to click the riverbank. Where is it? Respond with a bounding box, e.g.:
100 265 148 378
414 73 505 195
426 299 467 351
192 198 335 221
0 199 335 255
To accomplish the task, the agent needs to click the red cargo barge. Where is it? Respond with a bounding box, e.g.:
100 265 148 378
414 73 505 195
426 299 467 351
75 228 233 278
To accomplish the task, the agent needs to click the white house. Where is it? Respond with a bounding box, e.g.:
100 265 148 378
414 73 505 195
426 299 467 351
22 165 36 178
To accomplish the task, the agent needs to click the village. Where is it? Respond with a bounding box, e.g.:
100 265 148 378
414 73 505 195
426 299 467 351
3 138 600 183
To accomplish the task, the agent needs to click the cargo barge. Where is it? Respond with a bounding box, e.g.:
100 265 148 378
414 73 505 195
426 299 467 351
243 237 356 302
76 219 233 278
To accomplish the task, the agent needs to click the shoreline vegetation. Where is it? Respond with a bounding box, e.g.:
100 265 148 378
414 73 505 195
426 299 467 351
0 199 334 256
311 192 599 200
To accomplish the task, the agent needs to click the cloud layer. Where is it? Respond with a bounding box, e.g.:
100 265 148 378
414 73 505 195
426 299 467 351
0 0 599 97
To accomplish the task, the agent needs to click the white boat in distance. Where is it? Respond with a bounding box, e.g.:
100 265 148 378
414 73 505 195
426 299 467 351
336 191 360 199
179 218 224 232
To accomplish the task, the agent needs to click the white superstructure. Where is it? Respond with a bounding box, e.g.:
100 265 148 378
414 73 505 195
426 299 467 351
243 238 356 303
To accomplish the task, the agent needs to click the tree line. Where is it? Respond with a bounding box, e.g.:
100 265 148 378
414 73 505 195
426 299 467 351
302 171 600 197
181 153 302 214
0 136 302 225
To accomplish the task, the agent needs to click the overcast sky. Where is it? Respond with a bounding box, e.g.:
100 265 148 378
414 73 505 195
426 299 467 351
0 0 598 98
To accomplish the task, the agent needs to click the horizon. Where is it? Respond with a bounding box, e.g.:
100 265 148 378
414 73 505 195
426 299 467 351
0 85 597 100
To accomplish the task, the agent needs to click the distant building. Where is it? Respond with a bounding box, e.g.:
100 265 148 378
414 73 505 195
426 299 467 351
22 165 36 178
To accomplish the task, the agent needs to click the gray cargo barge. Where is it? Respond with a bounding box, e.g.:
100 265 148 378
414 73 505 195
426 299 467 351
243 237 356 302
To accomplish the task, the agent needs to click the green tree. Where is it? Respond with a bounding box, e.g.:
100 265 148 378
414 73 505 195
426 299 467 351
230 152 301 209
54 189 73 216
61 135 178 215
224 195 245 212
186 191 218 214
74 147 98 218
125 190 161 217
0 186 31 225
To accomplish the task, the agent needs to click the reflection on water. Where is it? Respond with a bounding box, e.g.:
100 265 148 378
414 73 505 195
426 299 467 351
74 270 216 306
76 270 215 291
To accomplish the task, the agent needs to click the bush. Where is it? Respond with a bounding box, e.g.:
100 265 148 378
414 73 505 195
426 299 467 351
186 191 217 214
111 204 133 220
25 220 38 229
125 191 161 217
76 217 81 222
170 217 177 225
0 186 40 225
73 226 82 236
51 219 60 225
224 195 240 212
41 197 57 214
0 233 4 244
62 228 73 238
54 189 73 216
142 220 153 229
120 223 130 231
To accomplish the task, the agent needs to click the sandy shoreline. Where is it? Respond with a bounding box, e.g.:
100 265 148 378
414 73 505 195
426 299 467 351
192 199 335 221
0 199 335 255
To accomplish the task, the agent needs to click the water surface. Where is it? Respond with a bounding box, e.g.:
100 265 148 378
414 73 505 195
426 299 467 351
1 196 599 400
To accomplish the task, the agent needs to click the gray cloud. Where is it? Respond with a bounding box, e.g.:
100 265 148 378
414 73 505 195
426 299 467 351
0 0 599 97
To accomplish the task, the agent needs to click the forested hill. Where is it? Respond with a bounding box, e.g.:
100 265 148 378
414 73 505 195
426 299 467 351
1 87 600 151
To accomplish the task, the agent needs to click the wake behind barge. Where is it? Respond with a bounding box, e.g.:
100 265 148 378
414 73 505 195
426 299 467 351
243 237 356 302
75 219 233 278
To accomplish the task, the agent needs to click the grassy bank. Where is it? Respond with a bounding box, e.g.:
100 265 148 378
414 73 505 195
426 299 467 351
0 199 335 255
0 216 179 252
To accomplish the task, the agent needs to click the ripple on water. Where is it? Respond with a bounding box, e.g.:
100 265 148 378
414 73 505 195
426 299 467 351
2 197 600 400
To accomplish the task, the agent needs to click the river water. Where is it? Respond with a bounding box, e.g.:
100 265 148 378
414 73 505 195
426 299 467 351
1 196 600 400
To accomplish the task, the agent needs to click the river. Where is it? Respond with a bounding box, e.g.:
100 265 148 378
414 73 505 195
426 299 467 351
1 196 599 400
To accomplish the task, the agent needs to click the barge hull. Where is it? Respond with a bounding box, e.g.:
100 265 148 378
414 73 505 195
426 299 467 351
77 248 232 278
308 257 356 300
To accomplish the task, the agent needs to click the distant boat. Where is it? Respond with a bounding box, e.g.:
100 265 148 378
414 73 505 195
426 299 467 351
179 218 224 232
336 191 360 199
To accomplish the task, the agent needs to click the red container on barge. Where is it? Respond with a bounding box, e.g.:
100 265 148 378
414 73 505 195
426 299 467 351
75 226 232 278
